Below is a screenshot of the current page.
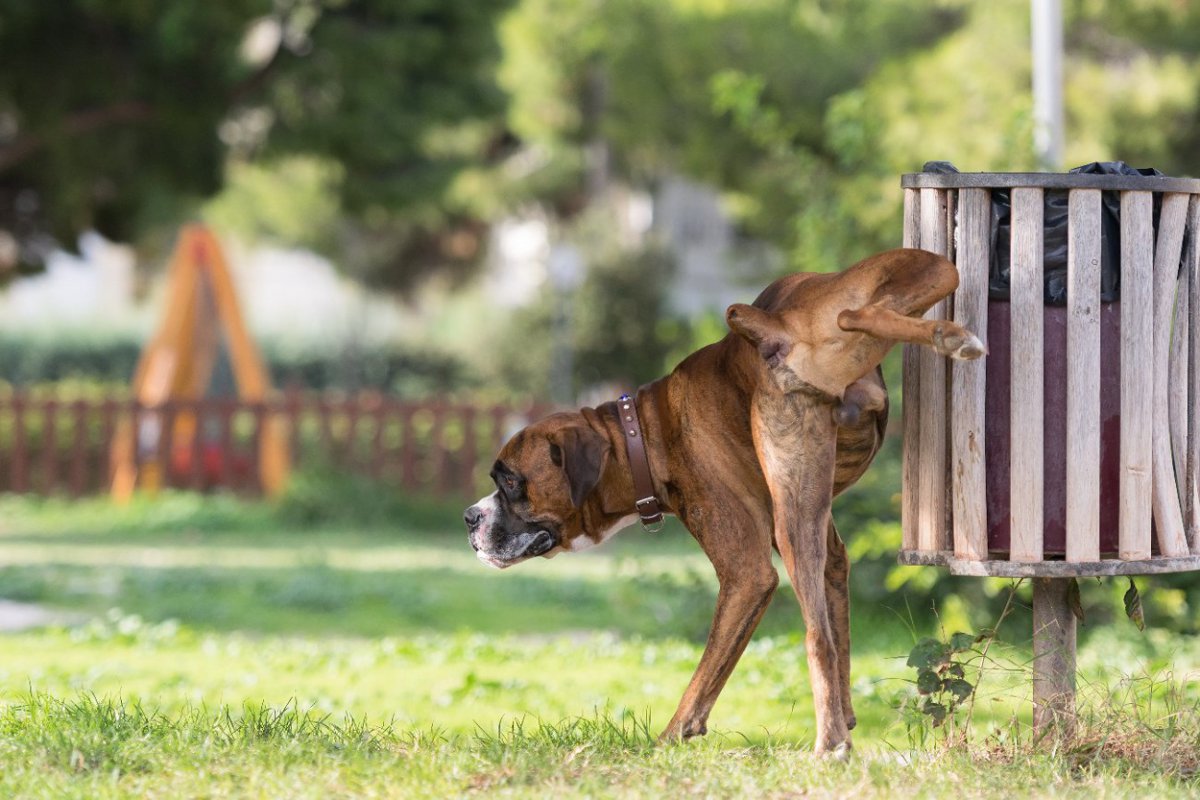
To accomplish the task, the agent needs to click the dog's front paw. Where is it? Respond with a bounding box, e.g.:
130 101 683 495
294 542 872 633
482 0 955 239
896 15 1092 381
657 719 707 744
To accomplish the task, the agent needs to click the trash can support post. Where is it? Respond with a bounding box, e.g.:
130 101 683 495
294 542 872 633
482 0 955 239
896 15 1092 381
1032 576 1077 738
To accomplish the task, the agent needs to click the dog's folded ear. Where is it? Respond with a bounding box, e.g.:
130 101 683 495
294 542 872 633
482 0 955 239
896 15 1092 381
726 304 791 368
550 426 609 508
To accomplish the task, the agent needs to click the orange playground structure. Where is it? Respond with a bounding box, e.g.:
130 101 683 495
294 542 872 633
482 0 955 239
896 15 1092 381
110 225 289 500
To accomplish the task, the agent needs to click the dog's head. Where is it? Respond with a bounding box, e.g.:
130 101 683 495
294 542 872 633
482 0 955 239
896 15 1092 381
463 411 623 569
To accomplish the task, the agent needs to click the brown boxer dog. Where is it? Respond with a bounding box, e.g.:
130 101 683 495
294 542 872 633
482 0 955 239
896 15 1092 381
463 247 982 755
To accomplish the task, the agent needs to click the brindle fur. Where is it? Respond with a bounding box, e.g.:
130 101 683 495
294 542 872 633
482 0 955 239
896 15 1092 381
468 248 980 755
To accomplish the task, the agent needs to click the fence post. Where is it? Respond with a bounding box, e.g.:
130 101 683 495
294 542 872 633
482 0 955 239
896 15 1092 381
12 393 28 493
69 399 89 497
41 397 59 494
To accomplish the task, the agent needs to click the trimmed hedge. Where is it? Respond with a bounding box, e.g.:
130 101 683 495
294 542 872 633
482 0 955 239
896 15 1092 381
0 337 470 396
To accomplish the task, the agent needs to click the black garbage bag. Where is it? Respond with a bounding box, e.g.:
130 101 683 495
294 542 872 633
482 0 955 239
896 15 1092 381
923 161 1164 305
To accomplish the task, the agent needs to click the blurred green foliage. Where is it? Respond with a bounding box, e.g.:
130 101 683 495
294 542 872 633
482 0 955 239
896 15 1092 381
276 465 467 529
8 0 1200 290
433 0 1200 398
0 0 515 288
0 335 468 396
498 0 1200 275
493 240 697 396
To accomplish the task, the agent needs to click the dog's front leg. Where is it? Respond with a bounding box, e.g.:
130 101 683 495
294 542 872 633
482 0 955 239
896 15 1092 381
752 394 849 756
658 492 778 742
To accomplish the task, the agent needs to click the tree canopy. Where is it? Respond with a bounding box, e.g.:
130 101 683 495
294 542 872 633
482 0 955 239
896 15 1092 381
0 0 513 286
3 0 1200 291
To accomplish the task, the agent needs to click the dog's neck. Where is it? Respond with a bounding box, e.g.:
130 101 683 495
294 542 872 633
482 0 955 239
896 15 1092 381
584 381 673 523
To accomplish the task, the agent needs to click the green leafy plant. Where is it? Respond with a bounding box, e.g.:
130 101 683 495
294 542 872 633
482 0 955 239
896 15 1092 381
904 631 990 730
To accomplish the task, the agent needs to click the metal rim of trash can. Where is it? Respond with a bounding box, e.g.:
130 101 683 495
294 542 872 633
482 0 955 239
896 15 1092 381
902 171 1200 193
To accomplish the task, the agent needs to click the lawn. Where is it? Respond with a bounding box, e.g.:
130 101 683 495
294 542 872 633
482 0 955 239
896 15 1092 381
1 491 1199 798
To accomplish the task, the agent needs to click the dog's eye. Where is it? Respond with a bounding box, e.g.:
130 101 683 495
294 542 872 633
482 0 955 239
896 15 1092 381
504 477 517 491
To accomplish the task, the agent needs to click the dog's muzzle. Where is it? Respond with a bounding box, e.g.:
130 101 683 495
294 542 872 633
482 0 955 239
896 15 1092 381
464 495 558 568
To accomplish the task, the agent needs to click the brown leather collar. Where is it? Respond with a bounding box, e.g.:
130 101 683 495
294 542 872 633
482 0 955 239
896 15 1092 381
617 392 664 532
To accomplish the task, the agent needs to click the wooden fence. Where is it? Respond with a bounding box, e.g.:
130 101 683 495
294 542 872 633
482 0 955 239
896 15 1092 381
0 392 549 501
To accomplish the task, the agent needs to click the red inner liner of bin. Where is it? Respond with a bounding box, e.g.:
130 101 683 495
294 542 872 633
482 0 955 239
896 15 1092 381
983 299 1146 556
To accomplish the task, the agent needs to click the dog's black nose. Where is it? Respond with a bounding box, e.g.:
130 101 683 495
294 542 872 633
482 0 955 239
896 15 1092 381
464 506 483 529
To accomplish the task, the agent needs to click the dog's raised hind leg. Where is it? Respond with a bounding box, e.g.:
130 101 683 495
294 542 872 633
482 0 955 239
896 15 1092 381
837 304 985 361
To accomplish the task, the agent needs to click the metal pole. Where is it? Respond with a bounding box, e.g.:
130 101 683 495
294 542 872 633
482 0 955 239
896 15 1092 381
547 244 584 406
1031 0 1064 170
1032 577 1077 738
551 288 574 405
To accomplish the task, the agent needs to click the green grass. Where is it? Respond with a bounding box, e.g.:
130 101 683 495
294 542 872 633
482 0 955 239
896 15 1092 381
2 491 1200 797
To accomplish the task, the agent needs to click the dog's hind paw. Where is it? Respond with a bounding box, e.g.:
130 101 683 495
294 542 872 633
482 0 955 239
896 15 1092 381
815 740 853 760
951 332 986 360
933 326 986 360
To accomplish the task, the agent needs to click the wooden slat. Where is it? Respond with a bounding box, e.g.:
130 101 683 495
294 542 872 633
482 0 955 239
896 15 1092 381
155 404 176 490
434 405 452 495
1119 191 1154 560
1066 189 1102 563
11 393 28 493
401 406 418 489
460 407 478 497
901 187 921 551
490 406 509 452
318 398 333 457
1009 187 1045 562
1151 193 1190 557
99 398 117 492
1188 197 1200 551
285 389 302 464
370 405 387 480
41 399 59 494
951 188 990 561
250 403 266 494
1171 218 1190 531
218 400 236 489
190 403 206 491
944 187 958 264
903 186 921 251
345 397 362 467
918 188 949 551
69 400 88 497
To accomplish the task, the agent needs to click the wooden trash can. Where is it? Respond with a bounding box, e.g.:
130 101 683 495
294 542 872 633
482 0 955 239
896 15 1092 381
896 171 1200 736
898 171 1200 576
